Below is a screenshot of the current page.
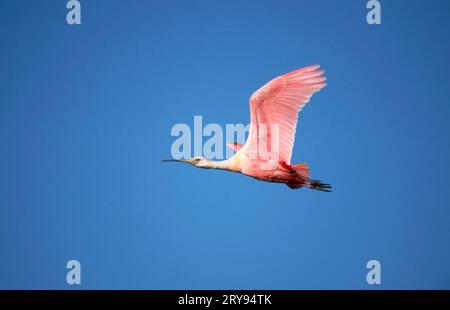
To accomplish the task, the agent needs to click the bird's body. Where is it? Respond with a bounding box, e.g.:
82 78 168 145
164 65 331 191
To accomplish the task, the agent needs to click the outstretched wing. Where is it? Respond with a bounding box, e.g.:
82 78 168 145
243 65 327 164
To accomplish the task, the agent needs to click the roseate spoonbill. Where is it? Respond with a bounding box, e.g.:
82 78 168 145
163 65 331 191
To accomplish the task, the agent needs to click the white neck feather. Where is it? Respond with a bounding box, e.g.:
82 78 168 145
198 158 232 170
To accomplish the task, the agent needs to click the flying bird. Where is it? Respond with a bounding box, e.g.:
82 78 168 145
163 65 331 191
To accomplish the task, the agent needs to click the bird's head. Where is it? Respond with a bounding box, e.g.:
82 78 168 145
161 156 210 168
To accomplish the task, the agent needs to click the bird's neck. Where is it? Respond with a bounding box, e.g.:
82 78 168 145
200 159 235 171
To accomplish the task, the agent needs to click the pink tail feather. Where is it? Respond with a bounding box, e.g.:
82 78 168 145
291 163 310 180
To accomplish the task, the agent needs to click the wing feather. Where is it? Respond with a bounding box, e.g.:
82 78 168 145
244 65 327 164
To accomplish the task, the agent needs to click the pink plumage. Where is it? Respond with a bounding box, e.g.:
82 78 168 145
163 65 331 191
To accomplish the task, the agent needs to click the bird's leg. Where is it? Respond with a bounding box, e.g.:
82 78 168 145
305 180 332 192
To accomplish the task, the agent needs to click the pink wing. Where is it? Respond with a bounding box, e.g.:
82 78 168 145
244 65 327 164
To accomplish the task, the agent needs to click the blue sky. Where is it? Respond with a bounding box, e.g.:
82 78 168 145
0 0 449 289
